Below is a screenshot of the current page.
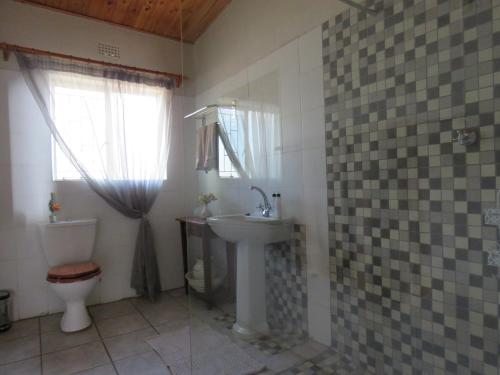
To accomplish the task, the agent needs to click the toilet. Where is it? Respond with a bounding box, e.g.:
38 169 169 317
38 219 101 332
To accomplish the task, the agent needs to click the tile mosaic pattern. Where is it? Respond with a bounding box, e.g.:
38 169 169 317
278 349 358 375
212 312 307 354
323 0 500 374
266 224 308 337
246 332 308 355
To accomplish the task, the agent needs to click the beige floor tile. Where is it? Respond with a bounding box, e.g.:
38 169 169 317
166 288 187 298
0 335 40 365
154 318 191 335
41 325 100 354
89 300 136 322
0 356 41 375
103 327 157 361
73 364 117 374
114 351 169 375
291 339 328 360
96 313 149 338
131 293 178 312
0 318 39 341
262 350 303 372
139 303 189 327
40 313 63 334
42 341 110 375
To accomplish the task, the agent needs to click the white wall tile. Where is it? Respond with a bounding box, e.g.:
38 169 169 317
299 26 323 73
307 274 331 310
301 106 326 150
278 41 301 116
17 257 48 319
308 304 331 345
302 149 327 189
282 113 302 152
0 260 19 320
281 151 304 189
299 65 324 112
0 225 17 261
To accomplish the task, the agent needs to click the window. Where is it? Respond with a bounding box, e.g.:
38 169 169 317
217 104 282 180
49 72 168 181
217 107 242 178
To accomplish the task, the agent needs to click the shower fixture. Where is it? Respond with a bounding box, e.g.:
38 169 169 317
452 128 477 146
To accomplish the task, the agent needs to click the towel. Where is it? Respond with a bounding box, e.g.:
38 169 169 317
195 126 206 171
196 123 219 172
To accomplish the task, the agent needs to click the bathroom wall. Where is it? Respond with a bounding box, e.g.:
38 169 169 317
324 0 500 373
193 0 347 93
193 25 332 344
0 1 196 320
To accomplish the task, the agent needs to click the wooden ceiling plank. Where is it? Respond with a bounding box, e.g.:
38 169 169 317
134 0 162 30
183 0 230 42
17 0 231 42
151 0 181 41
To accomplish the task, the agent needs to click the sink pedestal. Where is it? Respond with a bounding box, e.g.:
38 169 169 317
232 241 269 336
206 214 291 338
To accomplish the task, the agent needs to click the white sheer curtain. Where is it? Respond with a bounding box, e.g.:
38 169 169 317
16 53 173 300
48 71 171 183
217 101 281 181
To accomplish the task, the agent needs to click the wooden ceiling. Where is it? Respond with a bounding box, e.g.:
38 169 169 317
18 0 231 43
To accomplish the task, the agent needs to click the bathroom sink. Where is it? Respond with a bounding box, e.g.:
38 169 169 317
207 214 291 244
207 214 292 337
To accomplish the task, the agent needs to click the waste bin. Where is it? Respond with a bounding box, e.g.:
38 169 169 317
0 290 11 332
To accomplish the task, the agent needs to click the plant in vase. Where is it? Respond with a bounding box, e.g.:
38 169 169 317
198 193 217 218
48 192 61 223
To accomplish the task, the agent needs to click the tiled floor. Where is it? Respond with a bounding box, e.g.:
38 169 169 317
0 289 354 375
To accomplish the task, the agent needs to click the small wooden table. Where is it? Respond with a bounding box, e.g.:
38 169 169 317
176 217 236 309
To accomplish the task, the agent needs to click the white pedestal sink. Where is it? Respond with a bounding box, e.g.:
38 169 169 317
207 214 292 337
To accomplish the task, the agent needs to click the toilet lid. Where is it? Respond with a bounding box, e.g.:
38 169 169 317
47 262 101 283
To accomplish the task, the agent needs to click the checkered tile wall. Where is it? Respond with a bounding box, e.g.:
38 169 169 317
266 224 308 336
323 0 500 373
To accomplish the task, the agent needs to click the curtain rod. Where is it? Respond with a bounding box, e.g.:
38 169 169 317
0 42 186 88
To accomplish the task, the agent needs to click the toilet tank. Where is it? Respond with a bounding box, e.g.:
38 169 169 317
38 219 97 267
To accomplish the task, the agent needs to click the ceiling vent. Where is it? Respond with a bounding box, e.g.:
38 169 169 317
98 43 120 58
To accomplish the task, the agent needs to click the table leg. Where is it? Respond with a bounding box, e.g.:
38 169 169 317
179 221 188 295
202 228 213 309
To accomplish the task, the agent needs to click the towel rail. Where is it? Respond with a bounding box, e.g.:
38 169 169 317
338 0 378 15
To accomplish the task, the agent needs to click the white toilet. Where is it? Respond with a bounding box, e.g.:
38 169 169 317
38 219 101 332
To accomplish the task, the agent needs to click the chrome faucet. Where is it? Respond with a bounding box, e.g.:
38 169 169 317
250 186 272 217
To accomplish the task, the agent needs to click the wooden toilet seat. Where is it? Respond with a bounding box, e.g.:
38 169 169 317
47 262 101 283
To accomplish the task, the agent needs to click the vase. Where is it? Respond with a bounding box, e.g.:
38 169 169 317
199 204 212 218
49 214 57 223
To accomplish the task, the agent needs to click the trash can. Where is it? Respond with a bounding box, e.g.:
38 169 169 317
0 291 11 332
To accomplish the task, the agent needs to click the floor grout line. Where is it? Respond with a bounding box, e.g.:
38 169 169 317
128 297 172 374
89 312 120 375
128 297 162 335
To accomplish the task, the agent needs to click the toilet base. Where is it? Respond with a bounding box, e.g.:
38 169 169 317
48 275 99 333
61 301 92 332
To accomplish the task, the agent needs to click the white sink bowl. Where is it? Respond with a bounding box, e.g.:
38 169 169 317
207 214 291 244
